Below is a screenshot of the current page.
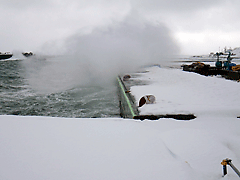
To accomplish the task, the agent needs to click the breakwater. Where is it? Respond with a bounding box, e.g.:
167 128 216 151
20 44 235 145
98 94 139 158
117 75 196 120
117 76 139 119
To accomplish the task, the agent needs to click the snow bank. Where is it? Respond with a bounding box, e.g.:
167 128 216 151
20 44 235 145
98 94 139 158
0 115 240 180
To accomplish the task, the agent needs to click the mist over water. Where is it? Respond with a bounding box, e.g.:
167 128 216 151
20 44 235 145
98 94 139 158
0 59 119 118
42 12 180 85
22 56 94 94
0 12 180 118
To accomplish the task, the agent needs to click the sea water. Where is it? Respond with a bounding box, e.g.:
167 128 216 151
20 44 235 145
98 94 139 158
0 57 119 118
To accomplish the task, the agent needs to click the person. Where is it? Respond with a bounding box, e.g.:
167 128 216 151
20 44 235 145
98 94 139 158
227 51 232 63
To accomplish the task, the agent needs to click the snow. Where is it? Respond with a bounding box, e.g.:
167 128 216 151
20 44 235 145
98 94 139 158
130 66 240 118
1 66 240 180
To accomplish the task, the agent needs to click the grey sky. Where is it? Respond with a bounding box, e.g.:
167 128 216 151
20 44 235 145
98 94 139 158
0 0 239 54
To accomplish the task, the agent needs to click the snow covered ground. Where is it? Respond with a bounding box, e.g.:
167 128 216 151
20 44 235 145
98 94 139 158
1 66 240 180
130 66 240 118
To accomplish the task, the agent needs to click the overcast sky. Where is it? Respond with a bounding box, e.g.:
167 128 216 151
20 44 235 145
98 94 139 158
1 0 240 55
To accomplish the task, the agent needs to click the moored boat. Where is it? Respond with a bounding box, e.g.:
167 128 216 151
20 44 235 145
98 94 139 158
0 52 13 60
22 52 34 57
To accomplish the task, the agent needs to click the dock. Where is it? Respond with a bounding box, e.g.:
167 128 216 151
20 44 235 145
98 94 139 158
182 63 240 81
117 75 196 121
117 66 240 121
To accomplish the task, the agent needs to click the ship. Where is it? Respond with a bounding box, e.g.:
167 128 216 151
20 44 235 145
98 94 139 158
0 52 13 60
22 52 34 57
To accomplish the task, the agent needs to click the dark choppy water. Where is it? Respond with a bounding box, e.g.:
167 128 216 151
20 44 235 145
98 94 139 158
0 57 119 118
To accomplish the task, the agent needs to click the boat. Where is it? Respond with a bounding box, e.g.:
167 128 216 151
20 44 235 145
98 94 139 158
0 52 13 60
22 52 34 57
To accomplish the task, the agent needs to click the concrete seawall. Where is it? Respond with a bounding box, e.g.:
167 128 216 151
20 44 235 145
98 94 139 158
117 75 196 121
117 76 139 119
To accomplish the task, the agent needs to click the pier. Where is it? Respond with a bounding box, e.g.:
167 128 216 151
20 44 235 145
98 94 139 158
117 65 240 120
117 75 196 121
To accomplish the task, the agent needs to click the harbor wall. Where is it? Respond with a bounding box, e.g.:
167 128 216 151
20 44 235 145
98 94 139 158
117 76 196 120
117 76 139 119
